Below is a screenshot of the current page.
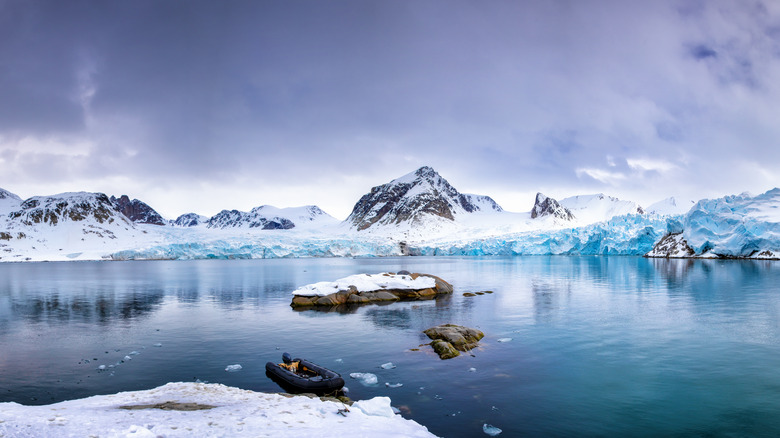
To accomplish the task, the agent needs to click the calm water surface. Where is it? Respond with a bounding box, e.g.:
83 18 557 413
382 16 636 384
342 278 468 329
2 257 780 437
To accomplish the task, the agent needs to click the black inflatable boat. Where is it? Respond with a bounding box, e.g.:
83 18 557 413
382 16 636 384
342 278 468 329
265 352 345 394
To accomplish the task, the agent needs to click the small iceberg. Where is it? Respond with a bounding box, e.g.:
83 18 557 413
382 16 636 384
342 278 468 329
128 351 140 356
349 372 378 386
97 365 106 371
468 367 477 372
483 424 502 436
225 364 242 372
153 343 162 347
123 355 132 361
385 382 403 388
497 338 512 343
380 362 396 369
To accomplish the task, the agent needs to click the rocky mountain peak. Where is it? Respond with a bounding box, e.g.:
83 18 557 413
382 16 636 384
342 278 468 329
530 193 575 221
8 192 131 227
347 166 503 231
110 195 166 226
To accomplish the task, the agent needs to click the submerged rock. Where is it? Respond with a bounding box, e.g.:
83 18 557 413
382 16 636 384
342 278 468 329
423 324 484 359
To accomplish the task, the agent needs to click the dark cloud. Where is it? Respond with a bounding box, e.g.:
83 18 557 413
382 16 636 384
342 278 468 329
1 0 780 217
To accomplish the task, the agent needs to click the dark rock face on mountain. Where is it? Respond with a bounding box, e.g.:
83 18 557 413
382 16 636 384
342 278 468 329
347 166 503 231
530 193 575 221
110 195 166 225
171 213 208 227
8 193 131 227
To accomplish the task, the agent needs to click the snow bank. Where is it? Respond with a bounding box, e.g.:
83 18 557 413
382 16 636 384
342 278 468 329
0 382 436 438
293 273 436 297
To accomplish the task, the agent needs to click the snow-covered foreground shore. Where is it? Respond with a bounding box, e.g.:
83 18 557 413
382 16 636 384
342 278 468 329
0 382 437 438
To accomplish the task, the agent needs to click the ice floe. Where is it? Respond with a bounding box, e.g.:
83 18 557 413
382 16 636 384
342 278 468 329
349 372 379 386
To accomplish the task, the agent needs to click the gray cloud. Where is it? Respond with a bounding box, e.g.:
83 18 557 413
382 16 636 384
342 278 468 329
1 0 780 218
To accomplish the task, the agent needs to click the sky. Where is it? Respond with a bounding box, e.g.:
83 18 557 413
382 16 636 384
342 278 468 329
1 0 779 220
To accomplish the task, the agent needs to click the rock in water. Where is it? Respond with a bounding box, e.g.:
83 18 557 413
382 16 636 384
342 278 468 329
423 324 484 359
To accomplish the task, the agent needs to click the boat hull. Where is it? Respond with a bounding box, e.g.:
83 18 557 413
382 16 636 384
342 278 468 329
265 358 345 394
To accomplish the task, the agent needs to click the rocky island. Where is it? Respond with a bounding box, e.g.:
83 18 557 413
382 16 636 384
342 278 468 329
290 272 453 308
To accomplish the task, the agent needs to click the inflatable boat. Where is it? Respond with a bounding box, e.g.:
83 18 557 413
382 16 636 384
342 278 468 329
265 352 345 394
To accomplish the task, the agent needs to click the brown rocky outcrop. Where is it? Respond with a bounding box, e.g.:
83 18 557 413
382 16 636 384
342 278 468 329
423 324 484 359
290 273 453 308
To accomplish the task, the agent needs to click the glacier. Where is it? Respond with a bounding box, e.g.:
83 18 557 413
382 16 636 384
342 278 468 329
408 214 674 256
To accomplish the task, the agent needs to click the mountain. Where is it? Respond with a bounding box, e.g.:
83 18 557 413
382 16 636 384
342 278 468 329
110 195 166 225
206 205 337 230
171 213 209 227
559 194 644 225
346 166 502 232
0 188 22 215
646 197 696 216
530 193 575 221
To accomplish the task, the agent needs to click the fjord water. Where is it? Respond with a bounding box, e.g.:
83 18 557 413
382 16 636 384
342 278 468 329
2 257 780 437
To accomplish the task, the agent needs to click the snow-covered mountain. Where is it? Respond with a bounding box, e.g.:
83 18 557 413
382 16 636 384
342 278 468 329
646 197 696 216
110 195 166 225
0 192 144 261
346 166 502 234
207 205 338 230
559 194 644 225
0 188 22 216
2 168 779 261
171 213 209 227
530 193 575 221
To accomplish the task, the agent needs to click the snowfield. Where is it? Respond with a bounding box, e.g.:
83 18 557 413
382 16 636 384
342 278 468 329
0 382 436 438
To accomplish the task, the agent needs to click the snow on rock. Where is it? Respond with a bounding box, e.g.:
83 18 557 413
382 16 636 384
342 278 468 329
346 166 502 235
171 213 209 227
530 193 575 221
292 273 436 297
207 205 338 230
0 382 437 437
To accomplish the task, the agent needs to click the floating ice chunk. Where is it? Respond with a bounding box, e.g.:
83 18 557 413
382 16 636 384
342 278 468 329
385 382 403 388
97 365 106 371
124 355 132 361
342 386 349 394
335 358 343 363
391 406 401 414
152 343 162 347
483 424 502 436
497 338 512 343
380 362 396 369
353 396 395 417
349 372 378 385
468 367 477 372
128 351 140 356
225 364 242 372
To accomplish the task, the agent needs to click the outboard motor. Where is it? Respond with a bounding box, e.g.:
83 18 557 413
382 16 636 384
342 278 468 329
282 352 292 364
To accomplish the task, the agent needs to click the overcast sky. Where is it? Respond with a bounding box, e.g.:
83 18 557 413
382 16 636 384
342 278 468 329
1 0 779 219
